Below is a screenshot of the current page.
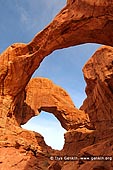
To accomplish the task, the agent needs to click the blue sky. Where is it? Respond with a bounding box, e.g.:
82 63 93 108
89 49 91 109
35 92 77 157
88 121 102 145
0 0 100 150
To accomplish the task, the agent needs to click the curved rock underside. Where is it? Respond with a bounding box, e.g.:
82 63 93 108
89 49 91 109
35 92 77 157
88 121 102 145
23 77 89 130
0 0 113 170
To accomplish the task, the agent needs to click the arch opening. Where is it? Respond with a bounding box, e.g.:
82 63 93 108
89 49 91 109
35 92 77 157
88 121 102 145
22 43 101 151
21 111 66 150
33 43 101 108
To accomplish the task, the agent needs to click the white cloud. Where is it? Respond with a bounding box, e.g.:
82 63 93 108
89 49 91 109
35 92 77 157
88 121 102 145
15 0 66 33
20 9 29 24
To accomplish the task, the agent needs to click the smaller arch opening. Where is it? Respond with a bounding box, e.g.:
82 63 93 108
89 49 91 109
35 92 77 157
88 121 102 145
21 111 66 150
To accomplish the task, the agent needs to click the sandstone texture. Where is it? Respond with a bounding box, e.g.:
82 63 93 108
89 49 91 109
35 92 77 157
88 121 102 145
23 77 89 130
0 0 113 170
81 46 113 130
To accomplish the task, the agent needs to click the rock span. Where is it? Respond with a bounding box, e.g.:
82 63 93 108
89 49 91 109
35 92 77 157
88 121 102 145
0 0 113 170
1 0 113 128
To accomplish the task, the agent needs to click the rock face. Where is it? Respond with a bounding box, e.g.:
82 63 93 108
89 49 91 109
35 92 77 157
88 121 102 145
0 127 53 170
81 46 113 130
60 46 113 170
30 0 113 51
23 77 89 130
0 0 113 170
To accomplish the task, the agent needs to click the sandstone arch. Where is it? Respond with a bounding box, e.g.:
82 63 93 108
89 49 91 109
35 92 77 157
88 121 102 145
0 1 113 169
1 0 113 128
21 77 89 130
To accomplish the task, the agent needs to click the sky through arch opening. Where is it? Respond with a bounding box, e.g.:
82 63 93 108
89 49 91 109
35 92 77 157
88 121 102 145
21 111 66 150
23 43 101 150
33 43 101 108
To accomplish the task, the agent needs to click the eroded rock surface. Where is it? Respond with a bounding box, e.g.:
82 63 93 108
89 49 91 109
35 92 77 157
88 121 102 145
22 77 89 130
81 46 113 130
61 46 113 170
0 0 113 170
0 127 53 170
1 0 113 128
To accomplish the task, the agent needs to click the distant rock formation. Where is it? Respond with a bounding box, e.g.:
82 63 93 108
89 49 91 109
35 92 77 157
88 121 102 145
0 0 113 170
22 77 89 130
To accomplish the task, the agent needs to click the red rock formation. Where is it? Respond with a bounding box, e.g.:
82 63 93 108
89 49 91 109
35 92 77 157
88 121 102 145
62 46 113 169
0 0 113 170
81 46 113 130
30 0 113 51
22 77 89 130
1 0 113 129
0 127 53 170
